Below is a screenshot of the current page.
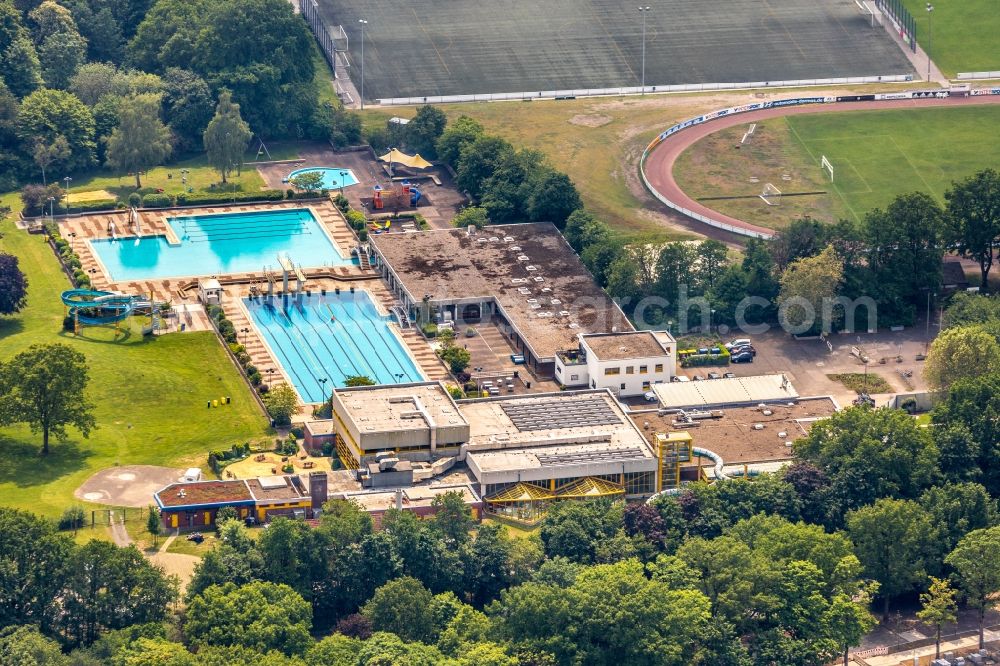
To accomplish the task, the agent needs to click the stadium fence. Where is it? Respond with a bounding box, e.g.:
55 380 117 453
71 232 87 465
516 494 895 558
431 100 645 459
874 0 917 52
376 75 913 106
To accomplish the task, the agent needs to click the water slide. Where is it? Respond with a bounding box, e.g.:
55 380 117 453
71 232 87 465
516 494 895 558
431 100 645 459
61 289 166 326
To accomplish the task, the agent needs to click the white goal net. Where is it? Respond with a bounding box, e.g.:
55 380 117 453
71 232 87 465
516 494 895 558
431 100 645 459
759 182 782 206
821 155 834 182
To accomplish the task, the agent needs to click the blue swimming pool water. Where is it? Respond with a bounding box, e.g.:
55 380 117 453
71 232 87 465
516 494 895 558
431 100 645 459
287 167 359 190
245 291 424 402
90 208 355 281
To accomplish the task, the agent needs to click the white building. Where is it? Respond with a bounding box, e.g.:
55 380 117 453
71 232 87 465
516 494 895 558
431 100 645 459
555 331 676 397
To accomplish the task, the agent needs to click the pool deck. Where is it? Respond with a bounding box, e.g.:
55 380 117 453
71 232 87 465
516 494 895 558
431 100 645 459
55 199 452 412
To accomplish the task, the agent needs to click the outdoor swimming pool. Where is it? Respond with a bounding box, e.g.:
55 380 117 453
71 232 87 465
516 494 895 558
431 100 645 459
90 208 355 281
287 167 359 191
245 290 424 402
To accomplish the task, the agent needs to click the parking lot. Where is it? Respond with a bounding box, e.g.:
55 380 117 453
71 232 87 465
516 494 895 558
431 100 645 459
676 327 932 407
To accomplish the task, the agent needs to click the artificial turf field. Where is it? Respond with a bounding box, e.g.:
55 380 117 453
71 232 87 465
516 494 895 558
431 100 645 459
322 0 914 101
901 0 1000 77
674 105 1000 229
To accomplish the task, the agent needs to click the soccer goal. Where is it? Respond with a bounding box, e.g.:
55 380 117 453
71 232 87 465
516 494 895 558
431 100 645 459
854 0 877 27
759 183 782 206
821 155 834 182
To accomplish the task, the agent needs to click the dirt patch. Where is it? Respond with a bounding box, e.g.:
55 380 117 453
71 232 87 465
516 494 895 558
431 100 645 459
75 465 184 507
569 114 613 128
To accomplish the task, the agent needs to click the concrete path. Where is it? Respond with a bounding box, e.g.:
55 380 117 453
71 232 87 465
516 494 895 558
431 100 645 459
868 1 949 86
109 511 131 547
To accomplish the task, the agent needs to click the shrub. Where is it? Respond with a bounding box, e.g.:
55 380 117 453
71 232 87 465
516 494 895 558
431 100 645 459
334 194 350 213
446 385 464 400
248 371 262 386
54 238 69 251
21 183 63 216
357 227 368 242
72 199 118 213
438 343 471 374
128 192 141 207
281 463 294 474
217 318 236 337
216 506 239 523
208 452 220 474
141 193 173 208
175 189 284 206
257 384 269 395
345 209 367 230
290 426 304 439
235 351 251 366
63 315 75 331
228 343 246 355
67 255 82 269
58 506 85 531
280 438 298 456
245 364 257 376
321 440 334 456
421 322 438 338
207 305 225 321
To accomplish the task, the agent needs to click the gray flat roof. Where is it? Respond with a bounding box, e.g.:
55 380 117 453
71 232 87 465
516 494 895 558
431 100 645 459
582 331 673 361
332 382 468 433
652 374 798 409
369 223 632 360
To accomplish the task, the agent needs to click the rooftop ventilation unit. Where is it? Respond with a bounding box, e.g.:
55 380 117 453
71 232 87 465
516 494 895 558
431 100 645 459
504 236 515 242
517 255 530 262
489 237 499 242
753 423 764 430
533 276 545 282
526 265 538 271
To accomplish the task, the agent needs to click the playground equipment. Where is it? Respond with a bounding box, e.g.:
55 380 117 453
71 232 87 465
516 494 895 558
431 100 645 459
61 289 167 335
371 182 421 210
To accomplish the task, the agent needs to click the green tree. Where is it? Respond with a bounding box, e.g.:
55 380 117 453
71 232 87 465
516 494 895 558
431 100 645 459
430 490 474 547
945 526 1000 649
106 93 171 188
147 505 161 548
847 498 935 621
708 265 749 329
305 634 362 666
16 87 95 170
917 576 958 659
318 498 373 547
437 342 471 374
60 540 178 647
37 29 87 89
741 237 779 302
161 68 213 151
769 217 830 269
0 343 97 455
33 134 69 185
655 242 696 304
0 507 72 632
3 34 42 96
946 169 1000 292
794 406 939 520
0 625 68 666
28 0 77 41
932 374 1000 495
924 325 1000 390
824 592 876 666
203 90 251 183
289 171 324 192
453 206 489 229
456 135 514 200
110 637 196 666
184 581 312 656
777 245 844 334
436 115 483 166
404 104 446 159
362 576 435 643
527 171 582 228
343 374 375 387
919 482 997 568
942 292 1000 330
262 383 297 426
695 240 729 293
0 251 28 315
563 209 611 254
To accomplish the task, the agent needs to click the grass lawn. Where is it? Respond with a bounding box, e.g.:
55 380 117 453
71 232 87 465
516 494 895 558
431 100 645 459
0 202 272 518
901 0 1000 77
675 105 1000 228
826 373 893 394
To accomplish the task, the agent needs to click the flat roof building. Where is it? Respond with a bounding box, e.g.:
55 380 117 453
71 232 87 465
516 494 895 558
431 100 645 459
329 382 470 467
368 223 633 376
557 330 676 396
459 390 658 501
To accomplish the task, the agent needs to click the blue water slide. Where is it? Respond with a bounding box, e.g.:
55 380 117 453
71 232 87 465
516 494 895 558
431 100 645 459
61 289 136 325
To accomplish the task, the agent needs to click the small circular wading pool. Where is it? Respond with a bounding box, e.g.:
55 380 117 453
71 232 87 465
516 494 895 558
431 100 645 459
286 167 360 190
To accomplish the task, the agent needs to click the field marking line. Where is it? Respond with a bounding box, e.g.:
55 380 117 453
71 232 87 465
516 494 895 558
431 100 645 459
408 7 452 77
888 134 938 197
760 0 809 61
590 6 637 83
786 119 862 222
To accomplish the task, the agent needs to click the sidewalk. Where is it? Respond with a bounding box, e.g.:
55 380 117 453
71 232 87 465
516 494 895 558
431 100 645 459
867 1 949 86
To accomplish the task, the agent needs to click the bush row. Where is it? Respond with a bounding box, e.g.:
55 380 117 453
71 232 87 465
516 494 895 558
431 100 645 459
46 223 91 290
207 306 265 391
680 347 731 368
207 442 252 475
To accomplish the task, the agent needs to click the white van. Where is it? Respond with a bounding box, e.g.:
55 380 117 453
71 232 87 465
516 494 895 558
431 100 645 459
725 338 751 349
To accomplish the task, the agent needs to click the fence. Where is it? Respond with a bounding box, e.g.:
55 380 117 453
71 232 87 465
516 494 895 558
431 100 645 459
376 75 913 106
301 0 339 76
875 0 917 52
958 71 1000 80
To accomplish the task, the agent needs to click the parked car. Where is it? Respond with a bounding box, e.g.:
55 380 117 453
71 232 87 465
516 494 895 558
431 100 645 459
731 352 754 364
725 338 751 350
643 391 658 402
692 374 704 381
730 345 756 356
723 372 735 379
707 371 721 379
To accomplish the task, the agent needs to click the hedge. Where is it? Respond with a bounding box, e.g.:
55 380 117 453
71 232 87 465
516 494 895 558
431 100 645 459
287 189 329 200
141 193 173 208
175 189 284 206
680 348 731 368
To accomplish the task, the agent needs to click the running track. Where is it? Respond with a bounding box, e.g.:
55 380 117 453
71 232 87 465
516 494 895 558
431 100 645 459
642 95 1000 240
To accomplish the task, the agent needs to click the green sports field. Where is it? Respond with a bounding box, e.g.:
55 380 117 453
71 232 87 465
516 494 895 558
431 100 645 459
675 105 1000 228
901 0 1000 77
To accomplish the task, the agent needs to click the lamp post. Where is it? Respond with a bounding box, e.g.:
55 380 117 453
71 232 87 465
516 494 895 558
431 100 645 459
926 3 934 82
240 327 250 346
638 6 651 94
339 170 347 198
474 366 483 396
48 196 55 220
63 176 72 215
318 377 328 406
265 368 275 389
358 19 368 110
